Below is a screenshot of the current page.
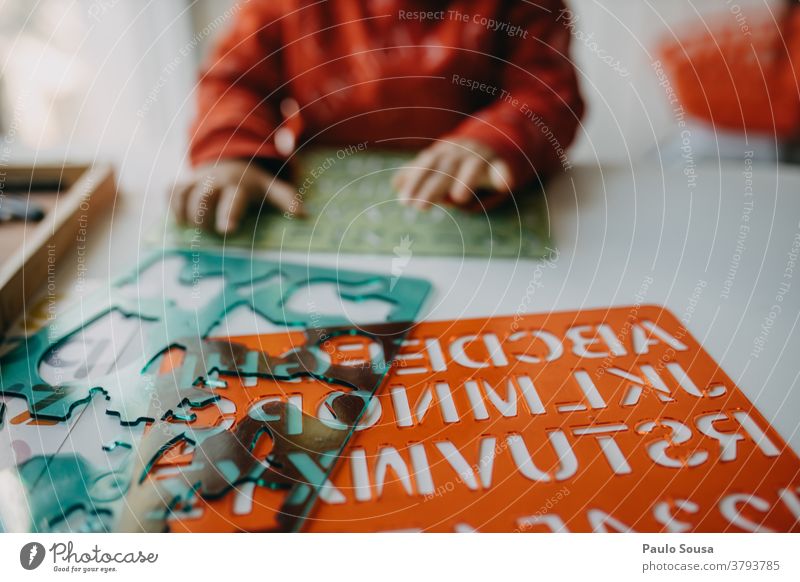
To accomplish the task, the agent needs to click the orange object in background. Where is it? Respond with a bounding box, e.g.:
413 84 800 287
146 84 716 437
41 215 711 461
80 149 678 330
175 306 800 532
659 9 800 137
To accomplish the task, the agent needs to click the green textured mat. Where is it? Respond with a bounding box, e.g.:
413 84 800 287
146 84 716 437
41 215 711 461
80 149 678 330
155 149 552 258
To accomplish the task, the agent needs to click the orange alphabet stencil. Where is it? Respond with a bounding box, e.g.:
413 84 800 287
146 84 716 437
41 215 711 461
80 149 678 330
169 306 800 532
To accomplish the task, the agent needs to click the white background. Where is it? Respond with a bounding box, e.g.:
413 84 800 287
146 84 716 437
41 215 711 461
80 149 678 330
1 533 799 581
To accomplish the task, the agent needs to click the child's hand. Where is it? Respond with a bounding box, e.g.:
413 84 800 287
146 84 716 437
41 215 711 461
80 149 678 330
170 160 303 234
392 139 513 210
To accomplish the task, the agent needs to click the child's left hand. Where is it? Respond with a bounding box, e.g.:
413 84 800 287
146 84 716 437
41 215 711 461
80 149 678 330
392 139 513 210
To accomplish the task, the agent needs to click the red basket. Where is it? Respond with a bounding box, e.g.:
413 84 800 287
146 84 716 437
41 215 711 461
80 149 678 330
659 9 800 137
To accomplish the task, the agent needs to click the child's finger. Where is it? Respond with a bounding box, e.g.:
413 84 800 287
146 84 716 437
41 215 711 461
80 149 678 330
449 157 484 204
393 147 437 190
398 167 429 203
414 154 459 208
170 181 193 225
397 150 441 201
391 167 409 190
265 178 303 217
487 159 513 192
187 181 222 231
215 186 249 234
413 162 457 210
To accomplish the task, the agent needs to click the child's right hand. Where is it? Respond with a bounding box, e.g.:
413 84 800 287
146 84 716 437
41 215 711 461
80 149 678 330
170 160 303 235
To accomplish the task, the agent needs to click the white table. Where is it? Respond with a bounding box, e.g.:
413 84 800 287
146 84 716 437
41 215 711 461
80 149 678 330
68 159 800 451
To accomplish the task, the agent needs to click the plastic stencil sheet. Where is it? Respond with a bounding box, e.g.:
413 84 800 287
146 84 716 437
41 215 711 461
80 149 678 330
154 149 552 258
117 326 408 532
0 249 430 424
179 306 800 532
0 250 430 532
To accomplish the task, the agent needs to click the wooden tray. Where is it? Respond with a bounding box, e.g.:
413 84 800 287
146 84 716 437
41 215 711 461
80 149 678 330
0 164 116 334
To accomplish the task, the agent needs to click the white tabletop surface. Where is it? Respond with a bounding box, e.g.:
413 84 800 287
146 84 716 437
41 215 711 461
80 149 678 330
62 159 800 452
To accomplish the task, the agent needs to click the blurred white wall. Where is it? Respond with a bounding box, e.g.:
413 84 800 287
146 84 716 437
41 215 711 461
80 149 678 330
1 0 207 192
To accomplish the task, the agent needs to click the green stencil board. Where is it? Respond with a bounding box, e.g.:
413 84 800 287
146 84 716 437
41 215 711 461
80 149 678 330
156 149 552 258
0 249 430 532
0 249 430 424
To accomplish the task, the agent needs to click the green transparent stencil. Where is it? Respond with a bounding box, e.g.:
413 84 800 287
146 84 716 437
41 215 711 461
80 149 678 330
18 453 130 533
0 249 430 425
117 323 410 533
2 392 143 531
0 250 428 532
19 324 410 532
155 149 552 258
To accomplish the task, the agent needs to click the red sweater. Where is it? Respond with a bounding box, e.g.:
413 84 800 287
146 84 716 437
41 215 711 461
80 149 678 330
189 0 584 187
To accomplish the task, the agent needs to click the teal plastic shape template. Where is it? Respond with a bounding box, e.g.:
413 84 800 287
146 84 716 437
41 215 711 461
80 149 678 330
0 249 430 425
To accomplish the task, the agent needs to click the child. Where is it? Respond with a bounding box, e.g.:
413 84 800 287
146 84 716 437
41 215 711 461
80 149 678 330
173 0 584 234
